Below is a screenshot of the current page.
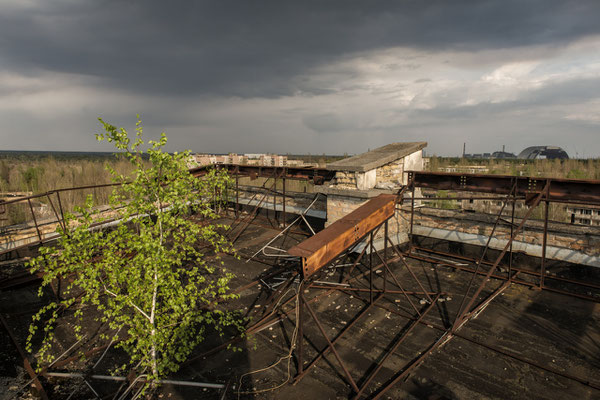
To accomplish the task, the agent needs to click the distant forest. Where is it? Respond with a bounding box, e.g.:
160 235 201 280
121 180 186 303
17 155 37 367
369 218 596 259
0 152 145 195
0 153 149 226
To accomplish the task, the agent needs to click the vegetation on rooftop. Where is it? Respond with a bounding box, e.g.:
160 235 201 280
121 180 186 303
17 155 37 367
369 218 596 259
26 117 242 391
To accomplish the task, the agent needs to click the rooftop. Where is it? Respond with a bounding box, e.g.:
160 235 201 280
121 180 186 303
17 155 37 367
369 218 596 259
326 142 427 172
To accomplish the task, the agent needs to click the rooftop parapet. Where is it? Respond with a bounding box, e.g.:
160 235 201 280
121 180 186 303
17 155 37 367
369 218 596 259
326 142 427 172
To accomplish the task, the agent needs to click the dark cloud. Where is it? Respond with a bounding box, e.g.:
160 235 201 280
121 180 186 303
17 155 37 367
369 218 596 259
1 0 599 98
302 113 345 133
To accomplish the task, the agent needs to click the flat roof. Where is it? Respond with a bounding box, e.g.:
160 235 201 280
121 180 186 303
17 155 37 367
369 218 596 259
326 142 427 172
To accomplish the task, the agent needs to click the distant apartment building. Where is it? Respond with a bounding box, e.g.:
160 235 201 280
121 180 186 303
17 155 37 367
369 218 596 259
192 153 248 166
259 154 287 167
567 205 600 226
191 153 290 167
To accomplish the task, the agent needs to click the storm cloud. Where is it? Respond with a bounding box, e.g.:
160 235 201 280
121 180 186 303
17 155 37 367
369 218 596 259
1 0 599 156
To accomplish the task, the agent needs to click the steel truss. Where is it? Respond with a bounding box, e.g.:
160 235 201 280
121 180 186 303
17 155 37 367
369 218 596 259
291 219 444 399
3 168 600 398
242 172 600 397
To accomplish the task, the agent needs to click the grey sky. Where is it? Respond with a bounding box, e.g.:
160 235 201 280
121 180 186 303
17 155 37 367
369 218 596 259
1 0 599 157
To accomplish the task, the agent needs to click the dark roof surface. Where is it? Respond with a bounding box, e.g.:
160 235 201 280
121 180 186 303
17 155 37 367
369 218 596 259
326 142 427 172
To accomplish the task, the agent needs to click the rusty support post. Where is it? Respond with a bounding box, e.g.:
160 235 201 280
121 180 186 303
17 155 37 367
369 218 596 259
56 191 66 228
45 193 65 232
352 295 440 400
265 177 269 222
300 293 360 392
344 238 370 282
509 182 515 281
258 272 298 319
369 232 374 304
376 243 422 316
540 199 550 289
294 299 377 383
27 198 42 242
273 170 277 225
235 167 239 217
452 183 548 330
297 278 304 376
454 183 515 319
383 221 388 293
409 183 415 252
0 314 49 400
282 173 286 228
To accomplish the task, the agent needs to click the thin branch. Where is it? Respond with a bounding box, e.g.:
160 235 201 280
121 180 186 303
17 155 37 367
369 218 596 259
101 282 152 322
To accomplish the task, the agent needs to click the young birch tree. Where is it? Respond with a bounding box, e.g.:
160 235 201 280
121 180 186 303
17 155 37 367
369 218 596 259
28 117 240 384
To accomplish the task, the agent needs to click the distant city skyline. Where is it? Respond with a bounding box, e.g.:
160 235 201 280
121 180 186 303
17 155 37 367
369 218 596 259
1 1 599 157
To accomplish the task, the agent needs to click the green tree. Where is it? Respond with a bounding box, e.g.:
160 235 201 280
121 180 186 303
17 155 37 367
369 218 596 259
23 166 43 192
28 117 241 386
433 190 458 209
567 168 587 180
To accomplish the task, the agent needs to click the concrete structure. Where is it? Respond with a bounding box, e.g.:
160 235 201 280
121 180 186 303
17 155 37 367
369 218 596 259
325 142 426 190
413 206 600 267
317 142 427 247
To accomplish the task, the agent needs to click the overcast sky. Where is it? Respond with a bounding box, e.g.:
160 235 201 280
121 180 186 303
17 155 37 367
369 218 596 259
1 1 599 157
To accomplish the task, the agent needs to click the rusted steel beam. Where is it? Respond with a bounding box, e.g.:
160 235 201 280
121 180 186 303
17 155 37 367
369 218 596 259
294 298 378 384
228 172 277 243
189 164 336 183
365 292 600 393
352 294 440 400
0 182 121 207
0 271 44 290
0 313 49 400
300 292 360 392
454 182 515 319
288 194 396 278
408 248 600 303
452 184 548 329
407 170 600 205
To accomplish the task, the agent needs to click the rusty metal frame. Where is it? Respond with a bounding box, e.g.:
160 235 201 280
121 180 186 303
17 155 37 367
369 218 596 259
245 193 322 263
276 171 599 397
0 313 49 399
287 221 447 399
377 171 600 396
1 164 324 257
407 170 600 205
4 166 600 397
405 171 600 303
156 170 600 396
281 192 449 398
